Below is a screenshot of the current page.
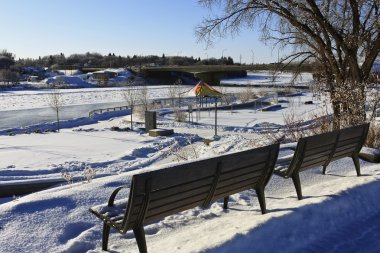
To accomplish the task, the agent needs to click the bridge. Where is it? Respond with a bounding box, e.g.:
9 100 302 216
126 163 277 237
139 65 257 85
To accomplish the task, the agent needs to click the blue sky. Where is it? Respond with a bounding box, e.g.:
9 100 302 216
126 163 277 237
0 0 280 63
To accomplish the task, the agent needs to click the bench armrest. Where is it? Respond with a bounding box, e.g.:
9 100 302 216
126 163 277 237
108 186 129 207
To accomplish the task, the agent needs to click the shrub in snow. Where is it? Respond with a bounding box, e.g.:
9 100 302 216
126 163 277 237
168 136 203 162
83 166 96 183
61 170 73 184
238 86 257 103
110 126 130 132
365 121 380 149
174 109 187 122
32 129 42 134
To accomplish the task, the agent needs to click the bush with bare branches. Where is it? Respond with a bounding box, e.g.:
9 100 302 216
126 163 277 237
365 121 380 149
174 109 187 122
122 86 139 130
239 85 257 103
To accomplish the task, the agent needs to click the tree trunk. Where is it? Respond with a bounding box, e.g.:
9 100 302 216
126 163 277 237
56 109 60 132
130 107 133 130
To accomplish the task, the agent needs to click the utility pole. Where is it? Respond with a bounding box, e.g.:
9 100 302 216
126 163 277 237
222 49 227 59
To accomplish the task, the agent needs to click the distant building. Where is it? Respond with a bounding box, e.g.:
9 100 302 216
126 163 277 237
27 76 39 82
92 70 118 80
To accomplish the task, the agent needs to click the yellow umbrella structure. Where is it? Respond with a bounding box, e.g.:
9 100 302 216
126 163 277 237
187 81 223 136
189 81 223 97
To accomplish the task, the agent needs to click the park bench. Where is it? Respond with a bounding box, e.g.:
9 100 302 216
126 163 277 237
274 123 370 200
90 143 279 253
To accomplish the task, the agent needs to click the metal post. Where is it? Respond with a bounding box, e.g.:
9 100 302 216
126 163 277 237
214 98 218 136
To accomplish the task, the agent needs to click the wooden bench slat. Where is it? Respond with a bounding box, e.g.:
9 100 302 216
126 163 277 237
300 156 331 169
134 159 219 192
215 180 260 197
220 151 270 171
149 177 214 201
146 192 210 217
217 173 262 189
334 143 359 153
333 149 356 158
303 149 334 161
304 145 335 157
301 133 338 149
213 183 258 200
144 198 206 222
336 135 362 144
219 164 265 181
149 186 211 209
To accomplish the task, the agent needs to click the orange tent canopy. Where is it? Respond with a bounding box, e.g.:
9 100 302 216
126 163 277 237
188 81 223 97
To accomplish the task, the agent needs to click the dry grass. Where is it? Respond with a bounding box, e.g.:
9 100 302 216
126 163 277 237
174 109 187 122
365 121 380 149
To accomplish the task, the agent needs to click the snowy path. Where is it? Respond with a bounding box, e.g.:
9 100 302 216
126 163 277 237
204 176 380 253
295 209 380 253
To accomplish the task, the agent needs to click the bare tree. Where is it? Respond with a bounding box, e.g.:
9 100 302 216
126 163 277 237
0 50 15 69
122 85 139 130
48 88 64 132
197 0 380 128
0 70 19 86
138 85 150 112
167 79 184 107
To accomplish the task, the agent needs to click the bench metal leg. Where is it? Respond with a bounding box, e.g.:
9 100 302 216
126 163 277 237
352 154 361 176
322 165 327 175
102 222 111 251
291 173 303 200
255 187 266 214
133 226 148 253
223 196 229 209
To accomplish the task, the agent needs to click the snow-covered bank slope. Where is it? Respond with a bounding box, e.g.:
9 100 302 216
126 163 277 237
1 150 379 253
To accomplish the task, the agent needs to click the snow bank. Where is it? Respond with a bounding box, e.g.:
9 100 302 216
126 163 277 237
46 75 93 88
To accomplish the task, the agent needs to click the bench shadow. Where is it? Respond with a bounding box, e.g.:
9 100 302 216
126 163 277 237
266 196 283 200
226 207 260 213
326 173 371 177
203 180 380 253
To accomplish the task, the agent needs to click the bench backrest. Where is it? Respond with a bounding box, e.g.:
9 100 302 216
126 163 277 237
284 123 369 178
120 143 279 232
285 131 338 177
330 123 369 162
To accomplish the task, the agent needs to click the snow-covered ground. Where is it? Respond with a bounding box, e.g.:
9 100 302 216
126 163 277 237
163 93 326 130
221 71 314 87
1 71 379 253
1 125 380 253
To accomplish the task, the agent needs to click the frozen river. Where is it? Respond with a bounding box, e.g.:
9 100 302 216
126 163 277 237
0 102 128 130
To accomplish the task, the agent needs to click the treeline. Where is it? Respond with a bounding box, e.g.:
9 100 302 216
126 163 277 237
0 50 19 85
16 52 235 69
